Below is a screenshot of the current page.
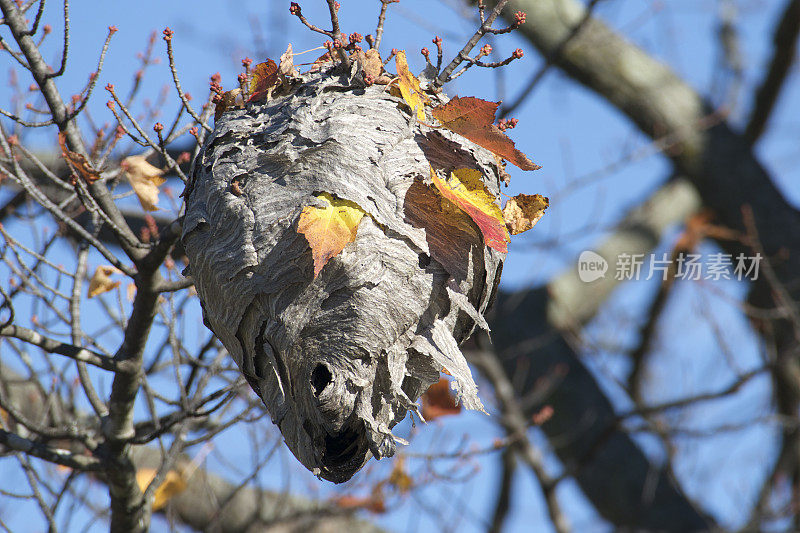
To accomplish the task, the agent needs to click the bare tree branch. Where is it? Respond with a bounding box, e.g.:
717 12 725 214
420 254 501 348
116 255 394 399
744 0 800 143
0 325 128 373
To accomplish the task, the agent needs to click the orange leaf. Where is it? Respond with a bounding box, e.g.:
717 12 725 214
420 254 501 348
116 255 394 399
248 59 279 103
88 265 121 298
58 132 101 183
297 192 365 278
430 167 510 253
431 96 540 171
395 50 428 121
502 193 549 235
334 495 387 514
421 377 461 420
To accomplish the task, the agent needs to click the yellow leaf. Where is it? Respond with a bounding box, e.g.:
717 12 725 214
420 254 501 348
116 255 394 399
502 194 549 235
135 468 187 511
430 167 510 253
88 265 121 298
395 51 428 121
388 456 413 493
121 156 166 212
297 192 365 278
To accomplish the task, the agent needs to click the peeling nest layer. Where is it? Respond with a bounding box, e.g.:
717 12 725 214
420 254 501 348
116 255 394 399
182 68 505 483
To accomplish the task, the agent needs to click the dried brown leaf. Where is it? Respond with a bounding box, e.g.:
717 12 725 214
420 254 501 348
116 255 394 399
279 43 299 78
363 48 383 79
502 193 549 235
88 265 121 298
58 132 101 183
214 88 244 121
121 155 166 212
248 59 280 103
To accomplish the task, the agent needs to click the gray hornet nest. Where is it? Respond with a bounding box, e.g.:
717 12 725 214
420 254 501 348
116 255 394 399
182 69 505 482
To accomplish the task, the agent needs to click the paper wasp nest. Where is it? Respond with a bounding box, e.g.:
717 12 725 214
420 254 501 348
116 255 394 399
182 69 505 483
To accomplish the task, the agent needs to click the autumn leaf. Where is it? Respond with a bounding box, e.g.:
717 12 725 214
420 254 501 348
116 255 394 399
387 456 413 493
297 192 366 278
121 155 166 212
421 377 461 420
363 48 383 79
88 265 121 298
431 96 540 171
430 167 510 253
135 468 187 511
334 495 387 514
58 132 101 183
503 193 549 235
248 59 279 103
395 50 428 121
279 44 299 78
214 88 244 121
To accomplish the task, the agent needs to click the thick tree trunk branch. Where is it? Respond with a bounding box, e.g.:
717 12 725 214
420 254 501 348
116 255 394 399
500 0 800 257
471 0 800 528
0 0 140 259
547 178 701 329
744 0 800 143
484 290 714 530
103 268 163 533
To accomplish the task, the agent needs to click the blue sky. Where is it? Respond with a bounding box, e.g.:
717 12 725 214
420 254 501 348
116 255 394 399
1 0 798 531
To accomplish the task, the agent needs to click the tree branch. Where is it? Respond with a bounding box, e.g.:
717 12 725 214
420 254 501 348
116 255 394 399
0 429 102 471
0 325 128 373
744 0 800 144
484 289 714 530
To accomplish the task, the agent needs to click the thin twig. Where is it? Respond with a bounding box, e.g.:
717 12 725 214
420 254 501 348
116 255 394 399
66 25 116 121
26 0 45 36
163 32 212 134
373 0 398 52
500 0 604 118
46 0 69 79
436 0 511 86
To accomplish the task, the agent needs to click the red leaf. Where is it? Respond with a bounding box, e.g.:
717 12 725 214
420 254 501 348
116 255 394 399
431 96 540 171
247 59 279 103
430 167 510 253
421 378 461 420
